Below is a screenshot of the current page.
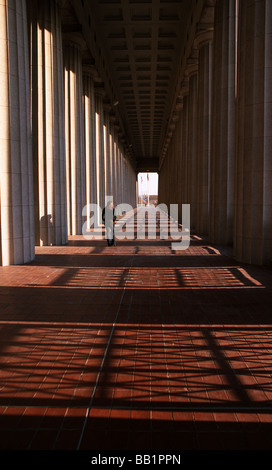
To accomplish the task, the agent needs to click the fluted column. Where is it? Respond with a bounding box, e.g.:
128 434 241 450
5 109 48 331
112 125 118 206
109 117 115 201
173 100 183 221
95 91 105 216
63 40 86 236
109 120 116 203
209 0 236 245
118 146 122 206
180 78 190 208
195 30 214 235
83 68 97 227
186 58 199 231
120 145 125 204
103 109 112 200
116 137 122 207
0 0 35 266
116 145 120 207
113 125 120 206
29 0 67 246
234 0 272 265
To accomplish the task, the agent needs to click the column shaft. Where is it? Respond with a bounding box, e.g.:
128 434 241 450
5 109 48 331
63 41 85 236
104 110 112 200
196 34 213 235
187 69 198 230
209 0 236 245
83 71 97 227
30 0 67 246
234 0 272 264
181 93 189 206
0 0 35 266
95 93 105 215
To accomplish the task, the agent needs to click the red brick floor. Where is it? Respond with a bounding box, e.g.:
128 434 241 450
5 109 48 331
0 208 272 450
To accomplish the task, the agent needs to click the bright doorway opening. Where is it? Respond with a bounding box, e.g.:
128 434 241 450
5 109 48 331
137 172 158 206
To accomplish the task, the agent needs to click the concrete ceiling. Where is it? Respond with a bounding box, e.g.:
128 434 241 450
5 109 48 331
90 0 192 171
63 0 209 172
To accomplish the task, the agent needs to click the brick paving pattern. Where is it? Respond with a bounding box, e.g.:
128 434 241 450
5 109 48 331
0 208 272 450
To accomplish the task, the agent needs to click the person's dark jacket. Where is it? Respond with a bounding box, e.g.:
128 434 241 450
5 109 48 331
102 206 116 226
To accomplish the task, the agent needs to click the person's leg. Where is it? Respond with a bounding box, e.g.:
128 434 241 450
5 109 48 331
106 224 114 245
106 226 111 245
112 224 116 246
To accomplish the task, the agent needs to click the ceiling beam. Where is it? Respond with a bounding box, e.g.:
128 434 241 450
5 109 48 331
136 157 159 173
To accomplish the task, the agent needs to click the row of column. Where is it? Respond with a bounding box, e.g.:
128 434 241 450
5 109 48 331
0 0 136 266
159 0 272 266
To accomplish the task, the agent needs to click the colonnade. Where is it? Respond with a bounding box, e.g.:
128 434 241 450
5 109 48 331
0 0 136 266
159 0 272 266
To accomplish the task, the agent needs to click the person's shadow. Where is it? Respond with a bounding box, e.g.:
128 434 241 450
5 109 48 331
40 214 54 246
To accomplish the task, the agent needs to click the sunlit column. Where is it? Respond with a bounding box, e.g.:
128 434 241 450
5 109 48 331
120 145 125 205
83 67 97 227
114 125 120 206
63 40 86 236
29 0 67 246
0 0 35 266
109 119 116 204
120 144 124 204
116 135 122 207
130 161 137 208
123 155 128 206
209 0 236 245
109 121 114 201
234 0 272 265
109 117 116 202
103 108 112 201
113 125 119 207
95 91 105 217
116 145 120 208
195 29 214 235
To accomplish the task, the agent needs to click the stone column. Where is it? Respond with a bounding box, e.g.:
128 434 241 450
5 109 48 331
119 147 123 207
0 0 35 266
116 133 124 208
109 116 116 201
166 111 182 215
29 0 67 246
119 143 125 204
103 107 112 201
63 39 86 236
172 98 183 221
195 29 214 236
234 0 272 265
112 124 118 207
122 153 126 205
186 56 199 231
109 119 115 203
209 0 236 245
180 77 190 208
263 1 272 264
116 145 121 207
113 124 120 206
83 67 97 228
95 91 105 217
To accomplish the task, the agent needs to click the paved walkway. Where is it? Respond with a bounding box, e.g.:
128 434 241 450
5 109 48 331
0 207 272 450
